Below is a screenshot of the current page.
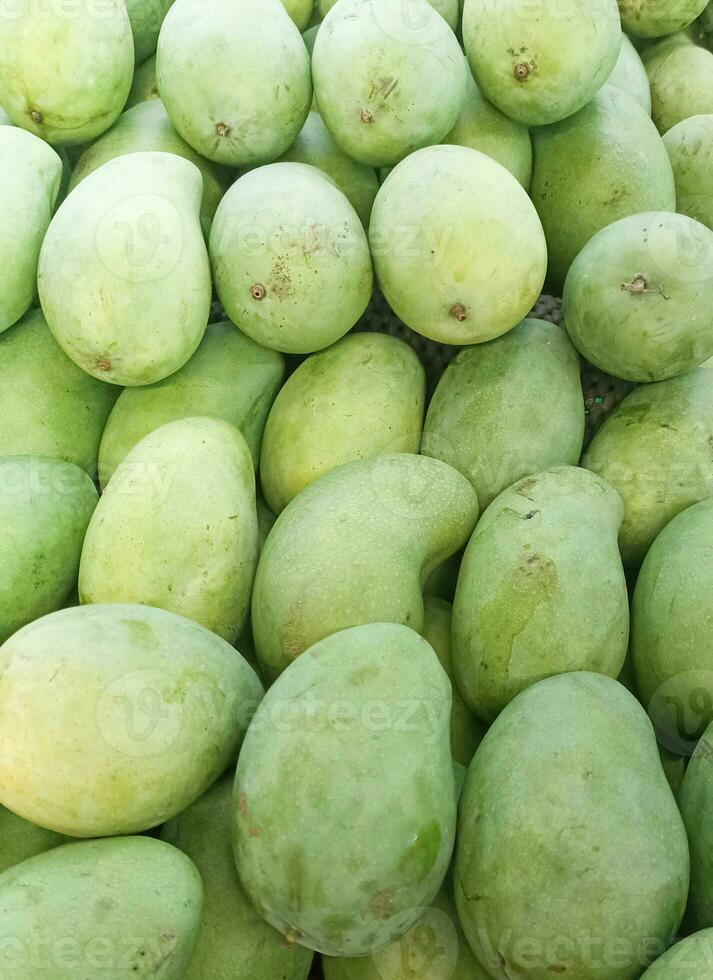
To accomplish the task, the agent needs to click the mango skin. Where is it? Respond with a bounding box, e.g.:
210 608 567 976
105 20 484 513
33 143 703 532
680 726 713 927
0 309 119 476
126 0 174 64
643 35 713 134
421 318 584 509
0 128 62 334
251 453 479 679
98 320 283 486
583 367 713 566
281 0 315 30
620 0 708 37
455 673 690 980
664 113 713 230
157 0 312 166
530 85 676 289
126 55 160 109
641 930 713 977
607 34 652 113
260 332 425 513
0 806 68 876
0 603 264 837
234 623 456 956
38 151 212 386
563 211 713 382
81 417 258 643
0 0 133 145
0 836 203 979
370 146 547 344
0 456 98 645
0 106 10 125
162 777 314 980
453 467 629 722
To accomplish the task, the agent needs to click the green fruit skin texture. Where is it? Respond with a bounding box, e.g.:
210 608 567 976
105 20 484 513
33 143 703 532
0 806 68 876
680 726 713 927
0 310 119 476
281 0 315 30
156 0 312 166
126 55 160 109
260 332 425 513
607 34 652 113
462 0 622 126
563 211 713 382
455 673 690 980
421 318 584 509
319 0 457 18
210 163 373 354
162 777 314 980
279 110 380 226
583 367 713 566
0 106 11 125
69 101 230 239
643 35 713 134
452 467 629 722
664 113 713 230
0 128 62 333
0 0 134 145
370 146 547 344
530 85 676 289
312 0 467 168
0 836 203 979
126 0 174 64
251 453 479 679
38 151 212 387
0 603 264 836
632 499 713 754
233 623 456 956
641 929 713 977
421 596 486 767
98 320 284 487
444 65 533 188
80 417 259 643
619 0 708 37
0 456 98 645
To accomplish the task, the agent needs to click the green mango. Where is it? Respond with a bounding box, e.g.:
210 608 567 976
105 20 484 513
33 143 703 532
659 746 686 799
260 332 425 514
281 0 315 29
81 418 258 643
210 163 373 353
234 622 456 956
455 673 689 980
530 85 676 289
279 110 379 226
619 0 708 37
0 0 133 145
563 212 713 381
312 0 466 168
38 151 212 386
0 456 97 645
680 726 713 926
162 777 314 980
370 146 546 344
607 33 652 113
641 930 713 977
0 603 263 836
444 65 533 188
0 106 10 125
462 0 621 126
0 128 62 333
126 54 160 109
126 0 174 64
0 806 68 876
98 320 283 487
317 0 456 23
421 319 584 509
665 113 713 229
302 24 320 56
69 101 230 238
643 34 713 133
252 453 478 678
0 836 202 979
422 596 486 767
583 367 713 566
157 0 311 166
453 467 629 722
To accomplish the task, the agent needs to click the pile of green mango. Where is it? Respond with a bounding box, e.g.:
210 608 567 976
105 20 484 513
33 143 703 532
4 0 713 976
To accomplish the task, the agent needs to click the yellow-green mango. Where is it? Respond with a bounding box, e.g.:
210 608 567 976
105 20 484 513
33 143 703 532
641 930 713 977
421 318 584 509
0 603 263 837
281 0 315 29
370 146 547 344
620 0 708 37
312 0 467 168
583 367 713 565
157 0 311 166
0 456 97 644
127 0 174 64
0 807 68 876
0 127 62 333
162 777 314 980
126 55 160 109
456 673 690 979
98 319 283 486
0 0 133 145
453 467 629 722
0 836 202 979
234 623 456 956
680 725 713 926
38 151 212 386
665 113 713 229
252 453 478 678
80 418 258 643
69 101 230 238
643 34 713 133
607 34 652 113
260 333 425 513
210 163 373 353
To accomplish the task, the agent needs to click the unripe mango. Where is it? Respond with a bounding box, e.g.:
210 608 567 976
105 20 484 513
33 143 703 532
126 0 174 64
664 113 713 230
0 807 67 876
641 931 713 977
607 34 652 113
126 55 160 109
620 0 708 37
643 34 713 133
680 725 713 926
281 0 315 30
